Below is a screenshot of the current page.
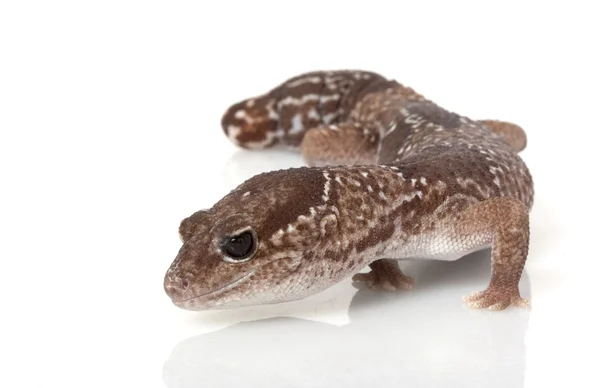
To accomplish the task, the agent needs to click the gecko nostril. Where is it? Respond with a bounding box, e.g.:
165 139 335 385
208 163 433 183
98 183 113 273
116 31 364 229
164 275 191 298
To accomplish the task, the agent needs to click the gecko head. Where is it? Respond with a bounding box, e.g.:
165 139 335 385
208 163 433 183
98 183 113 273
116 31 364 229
164 167 338 310
221 93 280 149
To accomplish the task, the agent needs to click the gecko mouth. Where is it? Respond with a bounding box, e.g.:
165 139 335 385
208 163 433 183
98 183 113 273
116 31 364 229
172 270 256 309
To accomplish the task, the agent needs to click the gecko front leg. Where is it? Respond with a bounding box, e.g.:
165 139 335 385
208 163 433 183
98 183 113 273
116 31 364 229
455 197 530 310
478 119 527 153
352 259 415 290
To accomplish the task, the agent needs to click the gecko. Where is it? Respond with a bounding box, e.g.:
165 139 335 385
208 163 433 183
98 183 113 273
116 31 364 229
164 70 533 311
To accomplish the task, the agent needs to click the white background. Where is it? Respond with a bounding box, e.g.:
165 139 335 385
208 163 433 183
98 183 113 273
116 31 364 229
1 1 598 387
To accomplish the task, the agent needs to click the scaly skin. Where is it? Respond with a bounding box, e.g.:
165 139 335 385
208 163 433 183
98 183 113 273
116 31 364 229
164 70 534 311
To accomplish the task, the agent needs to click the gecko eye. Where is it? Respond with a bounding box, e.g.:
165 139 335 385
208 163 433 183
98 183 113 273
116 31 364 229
221 231 255 262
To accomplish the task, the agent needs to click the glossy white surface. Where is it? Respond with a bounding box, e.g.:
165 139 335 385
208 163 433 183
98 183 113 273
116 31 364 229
1 1 598 387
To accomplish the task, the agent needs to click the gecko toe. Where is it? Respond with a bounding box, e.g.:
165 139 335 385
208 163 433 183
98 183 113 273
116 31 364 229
352 269 414 291
351 273 376 289
488 301 510 311
463 287 528 310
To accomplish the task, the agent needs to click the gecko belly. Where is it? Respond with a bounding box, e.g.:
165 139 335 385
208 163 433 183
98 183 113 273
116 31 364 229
393 232 493 262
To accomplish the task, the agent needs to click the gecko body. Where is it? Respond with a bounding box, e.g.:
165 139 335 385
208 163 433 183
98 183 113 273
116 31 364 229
164 70 533 311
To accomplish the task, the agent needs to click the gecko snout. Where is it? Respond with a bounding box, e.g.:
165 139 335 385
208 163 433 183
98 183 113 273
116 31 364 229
163 274 191 302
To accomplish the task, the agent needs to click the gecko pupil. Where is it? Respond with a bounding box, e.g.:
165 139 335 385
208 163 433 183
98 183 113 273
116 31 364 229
222 231 254 259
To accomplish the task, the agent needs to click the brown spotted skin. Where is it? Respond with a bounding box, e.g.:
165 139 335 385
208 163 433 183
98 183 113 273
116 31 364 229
165 70 534 311
221 70 397 149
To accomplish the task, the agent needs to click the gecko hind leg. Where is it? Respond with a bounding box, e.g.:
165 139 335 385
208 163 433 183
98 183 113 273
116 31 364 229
477 119 527 153
455 197 530 310
300 123 379 167
352 259 415 291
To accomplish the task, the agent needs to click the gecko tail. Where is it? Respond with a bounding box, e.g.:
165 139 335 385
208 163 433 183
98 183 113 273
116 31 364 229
220 94 281 150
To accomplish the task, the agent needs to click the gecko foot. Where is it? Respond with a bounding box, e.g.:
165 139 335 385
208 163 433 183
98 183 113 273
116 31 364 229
352 259 415 291
463 287 529 311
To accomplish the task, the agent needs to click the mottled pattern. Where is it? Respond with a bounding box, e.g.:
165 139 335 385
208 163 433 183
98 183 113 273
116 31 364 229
165 70 534 311
221 71 398 149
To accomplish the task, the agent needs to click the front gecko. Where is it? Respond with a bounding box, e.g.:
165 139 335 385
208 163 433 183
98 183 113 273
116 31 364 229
164 70 533 311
